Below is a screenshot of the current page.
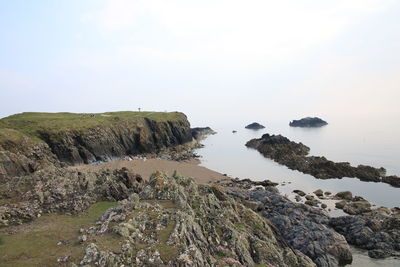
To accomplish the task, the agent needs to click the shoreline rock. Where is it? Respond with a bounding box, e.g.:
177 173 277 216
245 133 400 187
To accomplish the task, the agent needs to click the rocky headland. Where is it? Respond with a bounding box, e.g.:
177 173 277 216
246 133 400 187
289 117 328 127
0 112 194 180
245 122 265 130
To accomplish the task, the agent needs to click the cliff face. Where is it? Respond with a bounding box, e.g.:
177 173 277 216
0 112 192 180
37 118 192 165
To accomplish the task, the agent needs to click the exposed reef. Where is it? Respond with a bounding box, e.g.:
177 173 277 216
246 133 400 187
0 112 193 180
245 122 265 130
217 178 400 262
290 117 328 127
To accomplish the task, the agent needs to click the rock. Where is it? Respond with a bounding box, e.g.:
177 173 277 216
57 255 70 263
324 191 332 196
336 191 353 200
305 195 314 201
342 201 371 215
330 212 400 259
321 204 327 209
78 234 87 243
76 172 315 267
335 201 347 209
245 122 265 130
382 175 400 187
246 134 394 185
313 189 323 196
0 167 146 226
289 117 328 128
191 127 216 140
232 130 237 133
293 190 306 197
223 181 352 267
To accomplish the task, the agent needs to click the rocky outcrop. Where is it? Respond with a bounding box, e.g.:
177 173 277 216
0 167 145 226
289 117 328 127
76 172 315 267
191 127 216 140
245 122 265 130
220 181 352 267
0 112 193 179
246 133 400 186
330 209 400 259
0 129 60 181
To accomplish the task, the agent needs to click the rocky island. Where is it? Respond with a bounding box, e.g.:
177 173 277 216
246 133 400 187
289 117 328 127
245 122 265 130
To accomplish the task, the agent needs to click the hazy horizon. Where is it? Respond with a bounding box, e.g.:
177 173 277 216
1 0 400 127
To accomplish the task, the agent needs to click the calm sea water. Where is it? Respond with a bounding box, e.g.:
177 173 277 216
194 117 400 266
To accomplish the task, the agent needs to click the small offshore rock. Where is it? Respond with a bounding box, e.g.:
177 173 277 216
245 122 265 130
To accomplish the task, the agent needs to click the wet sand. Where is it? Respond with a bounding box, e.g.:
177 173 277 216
74 158 227 184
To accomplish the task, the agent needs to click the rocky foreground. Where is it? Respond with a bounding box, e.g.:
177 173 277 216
246 133 400 187
1 168 316 267
217 178 400 263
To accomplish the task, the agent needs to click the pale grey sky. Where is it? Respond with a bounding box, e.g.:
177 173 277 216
1 0 399 125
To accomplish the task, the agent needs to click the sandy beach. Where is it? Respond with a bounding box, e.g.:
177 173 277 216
74 158 227 184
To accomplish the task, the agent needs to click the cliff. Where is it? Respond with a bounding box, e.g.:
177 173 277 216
0 111 192 180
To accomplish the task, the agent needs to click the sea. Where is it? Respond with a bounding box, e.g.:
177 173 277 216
193 116 400 266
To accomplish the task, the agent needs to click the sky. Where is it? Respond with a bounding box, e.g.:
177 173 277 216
1 0 399 125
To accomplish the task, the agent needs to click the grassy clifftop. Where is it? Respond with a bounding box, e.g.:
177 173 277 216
0 111 186 141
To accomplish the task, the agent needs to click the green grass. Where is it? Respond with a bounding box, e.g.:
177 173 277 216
0 111 185 142
0 201 117 267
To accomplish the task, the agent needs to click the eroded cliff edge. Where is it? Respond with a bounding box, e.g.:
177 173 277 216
0 111 193 180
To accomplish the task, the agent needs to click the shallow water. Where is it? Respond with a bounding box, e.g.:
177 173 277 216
194 118 400 266
195 120 400 208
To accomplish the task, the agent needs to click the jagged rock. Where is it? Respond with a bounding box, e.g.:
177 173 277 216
245 122 265 130
77 172 315 267
223 184 352 267
191 127 216 140
289 117 328 127
0 167 145 226
330 210 400 259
